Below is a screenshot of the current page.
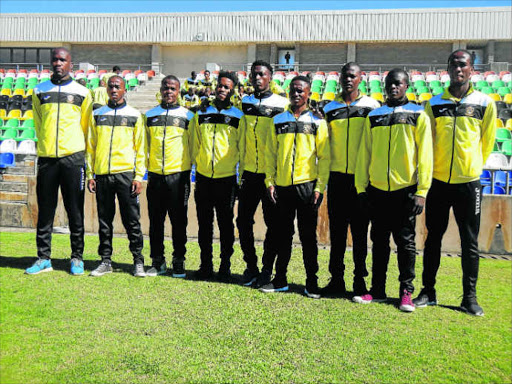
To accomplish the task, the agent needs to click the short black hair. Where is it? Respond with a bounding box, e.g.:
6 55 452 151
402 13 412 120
448 49 474 66
51 47 71 57
107 75 125 88
204 70 210 75
161 75 180 87
113 66 121 72
217 71 238 88
341 62 361 74
251 60 273 76
290 75 311 87
385 68 410 86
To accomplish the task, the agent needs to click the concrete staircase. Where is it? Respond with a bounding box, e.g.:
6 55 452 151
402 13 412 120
0 154 37 227
126 76 165 113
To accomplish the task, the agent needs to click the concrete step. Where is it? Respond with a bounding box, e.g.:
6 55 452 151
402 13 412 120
0 201 29 227
1 174 29 183
0 191 28 202
0 182 28 193
2 166 36 176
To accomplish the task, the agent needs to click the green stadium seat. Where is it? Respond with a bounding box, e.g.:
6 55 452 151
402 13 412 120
429 80 442 89
21 119 34 128
492 80 505 89
413 80 427 90
495 128 512 143
416 86 430 95
475 80 488 90
369 79 381 89
443 80 450 88
497 87 511 97
0 128 18 140
431 87 444 95
15 128 37 142
481 87 493 95
4 118 20 128
501 140 512 156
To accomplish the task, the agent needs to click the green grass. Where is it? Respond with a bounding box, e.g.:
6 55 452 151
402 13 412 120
0 231 511 384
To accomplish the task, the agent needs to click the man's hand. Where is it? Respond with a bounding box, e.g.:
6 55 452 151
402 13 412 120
267 186 278 204
310 191 323 209
410 195 425 216
131 181 142 197
87 179 96 193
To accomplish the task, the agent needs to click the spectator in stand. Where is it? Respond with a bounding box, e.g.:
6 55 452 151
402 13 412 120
414 50 497 317
145 75 195 278
182 71 200 96
93 79 109 110
25 47 93 276
353 69 433 312
182 87 200 111
199 70 216 90
86 76 147 278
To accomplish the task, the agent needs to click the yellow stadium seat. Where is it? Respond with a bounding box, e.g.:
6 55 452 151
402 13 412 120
13 88 25 97
418 93 432 102
370 92 384 103
22 110 33 120
26 88 34 97
502 93 512 104
322 92 335 101
6 109 22 119
0 109 6 119
406 93 416 102
311 92 320 102
488 93 501 102
507 119 512 130
1 89 12 97
496 118 504 128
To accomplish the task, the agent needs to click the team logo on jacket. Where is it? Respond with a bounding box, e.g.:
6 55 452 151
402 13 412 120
67 95 75 104
152 117 159 123
265 107 273 116
120 117 128 126
302 124 312 134
224 116 231 124
465 106 475 117
398 116 407 124
173 118 181 127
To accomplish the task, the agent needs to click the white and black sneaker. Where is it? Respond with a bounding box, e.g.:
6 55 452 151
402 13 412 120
90 261 113 277
146 263 167 277
133 263 146 278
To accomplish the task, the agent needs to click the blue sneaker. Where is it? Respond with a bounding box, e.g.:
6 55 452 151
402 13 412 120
25 259 53 275
70 258 84 276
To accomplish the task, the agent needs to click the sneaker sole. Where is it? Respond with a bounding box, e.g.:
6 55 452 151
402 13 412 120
134 273 146 278
25 267 53 275
172 273 186 278
304 289 321 299
260 286 289 293
71 271 85 276
242 277 257 286
414 301 437 308
90 270 113 277
352 297 387 304
399 304 415 312
460 306 485 317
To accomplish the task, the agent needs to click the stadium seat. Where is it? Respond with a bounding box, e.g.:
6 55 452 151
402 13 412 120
15 128 36 142
1 89 12 97
0 139 17 153
127 78 139 90
370 92 384 103
6 109 22 119
416 86 430 95
406 93 416 102
494 170 508 188
497 87 511 97
481 87 493 95
431 87 444 96
504 94 512 105
480 170 491 186
501 141 512 156
495 128 512 143
475 80 488 90
492 186 506 195
488 93 501 102
0 128 17 140
486 74 500 83
4 118 20 128
322 92 335 101
500 109 512 123
16 139 36 155
147 70 156 79
310 92 320 102
0 152 15 168
485 153 509 169
21 119 34 128
418 93 432 102
482 185 492 195
496 119 504 128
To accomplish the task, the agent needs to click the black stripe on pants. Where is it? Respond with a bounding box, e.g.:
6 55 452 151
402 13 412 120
367 185 417 297
422 179 481 299
147 171 190 267
236 171 279 273
194 173 237 270
327 172 369 282
36 151 85 260
274 181 320 286
95 172 144 263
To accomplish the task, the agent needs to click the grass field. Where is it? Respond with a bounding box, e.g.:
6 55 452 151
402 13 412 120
0 231 511 384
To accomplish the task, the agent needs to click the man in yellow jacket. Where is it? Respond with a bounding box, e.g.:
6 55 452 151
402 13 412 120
26 47 93 276
86 76 147 278
354 69 433 312
322 62 381 297
261 76 330 299
414 50 497 317
145 75 195 278
190 71 245 281
237 60 289 287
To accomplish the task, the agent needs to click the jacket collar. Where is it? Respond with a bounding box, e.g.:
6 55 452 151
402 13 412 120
442 83 474 102
51 76 73 86
160 102 180 110
254 89 273 99
107 99 127 109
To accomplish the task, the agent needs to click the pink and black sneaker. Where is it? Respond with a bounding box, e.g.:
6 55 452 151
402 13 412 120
399 290 415 312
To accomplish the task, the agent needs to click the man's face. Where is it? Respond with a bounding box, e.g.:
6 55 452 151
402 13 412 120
385 72 408 101
204 71 210 80
289 80 310 109
448 52 473 87
51 49 72 79
215 77 234 102
107 77 126 104
251 65 271 93
341 66 361 94
161 79 180 105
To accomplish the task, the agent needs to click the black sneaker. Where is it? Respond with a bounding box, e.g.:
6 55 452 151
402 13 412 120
172 263 186 278
413 288 437 308
217 267 233 283
255 269 272 288
460 298 484 317
305 283 321 299
194 267 214 280
241 268 259 286
259 279 289 293
320 278 346 296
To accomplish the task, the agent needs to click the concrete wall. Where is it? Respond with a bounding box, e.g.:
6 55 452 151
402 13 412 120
25 178 512 255
300 43 347 68
356 42 452 66
494 41 512 63
70 44 152 69
161 44 248 77
255 44 271 63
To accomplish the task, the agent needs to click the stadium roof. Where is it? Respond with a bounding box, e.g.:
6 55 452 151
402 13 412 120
1 7 510 44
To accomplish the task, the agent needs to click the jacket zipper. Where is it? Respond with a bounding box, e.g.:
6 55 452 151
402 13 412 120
162 109 169 174
56 85 61 157
345 105 350 173
387 108 394 191
108 108 117 174
447 103 458 183
211 124 216 177
291 119 298 185
254 98 261 173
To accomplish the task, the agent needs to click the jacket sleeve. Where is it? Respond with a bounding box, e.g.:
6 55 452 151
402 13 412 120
32 91 42 140
189 113 200 166
424 101 436 143
85 114 97 181
314 119 330 193
264 119 278 188
144 114 151 162
81 91 94 140
355 117 372 194
133 114 147 182
481 99 497 164
238 115 247 178
415 111 433 198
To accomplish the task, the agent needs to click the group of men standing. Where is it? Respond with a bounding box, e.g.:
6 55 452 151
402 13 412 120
25 47 496 316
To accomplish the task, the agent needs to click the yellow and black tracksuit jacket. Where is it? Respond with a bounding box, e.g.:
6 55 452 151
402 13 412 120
182 77 200 92
181 94 200 109
355 102 433 197
86 100 146 182
32 78 93 158
93 86 109 106
199 78 216 90
265 108 330 193
425 85 497 184
190 103 245 179
241 91 289 174
323 94 381 174
145 104 195 175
